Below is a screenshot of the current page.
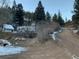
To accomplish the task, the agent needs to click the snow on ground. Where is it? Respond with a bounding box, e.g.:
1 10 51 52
49 29 63 40
0 39 12 46
0 39 27 56
0 46 26 56
52 32 58 40
72 30 79 34
49 32 58 40
72 55 79 59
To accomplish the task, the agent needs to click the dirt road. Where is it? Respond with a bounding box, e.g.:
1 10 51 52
0 28 79 59
58 28 79 57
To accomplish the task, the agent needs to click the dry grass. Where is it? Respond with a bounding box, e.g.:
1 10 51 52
0 31 12 39
36 21 60 42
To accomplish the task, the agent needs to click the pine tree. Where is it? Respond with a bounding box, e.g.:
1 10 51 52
46 12 51 22
52 13 58 22
25 12 34 20
34 1 45 22
72 0 79 27
15 3 24 26
57 11 64 27
12 0 16 10
12 0 16 23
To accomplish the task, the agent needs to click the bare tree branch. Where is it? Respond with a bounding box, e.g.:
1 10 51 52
0 0 10 8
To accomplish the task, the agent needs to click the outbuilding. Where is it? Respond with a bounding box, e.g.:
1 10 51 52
3 24 14 32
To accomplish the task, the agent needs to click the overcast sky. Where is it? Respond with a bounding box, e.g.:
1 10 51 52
11 0 74 20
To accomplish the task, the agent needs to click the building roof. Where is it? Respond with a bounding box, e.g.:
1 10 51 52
3 24 14 30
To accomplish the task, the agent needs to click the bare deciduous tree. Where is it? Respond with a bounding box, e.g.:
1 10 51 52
0 0 10 8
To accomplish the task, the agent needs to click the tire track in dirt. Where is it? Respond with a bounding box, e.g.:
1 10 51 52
57 29 79 58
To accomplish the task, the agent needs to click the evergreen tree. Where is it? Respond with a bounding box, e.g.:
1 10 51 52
34 1 45 22
25 12 34 20
65 17 68 23
57 11 64 27
12 0 16 10
46 12 51 22
72 0 79 27
12 0 16 23
15 3 24 26
52 13 58 22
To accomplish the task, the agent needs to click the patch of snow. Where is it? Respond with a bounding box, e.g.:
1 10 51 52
72 55 79 59
52 32 58 40
0 39 27 56
15 42 18 45
73 30 78 34
0 46 26 56
59 30 62 33
12 31 17 33
58 28 63 33
49 32 58 40
49 29 63 41
15 38 26 41
0 39 12 46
